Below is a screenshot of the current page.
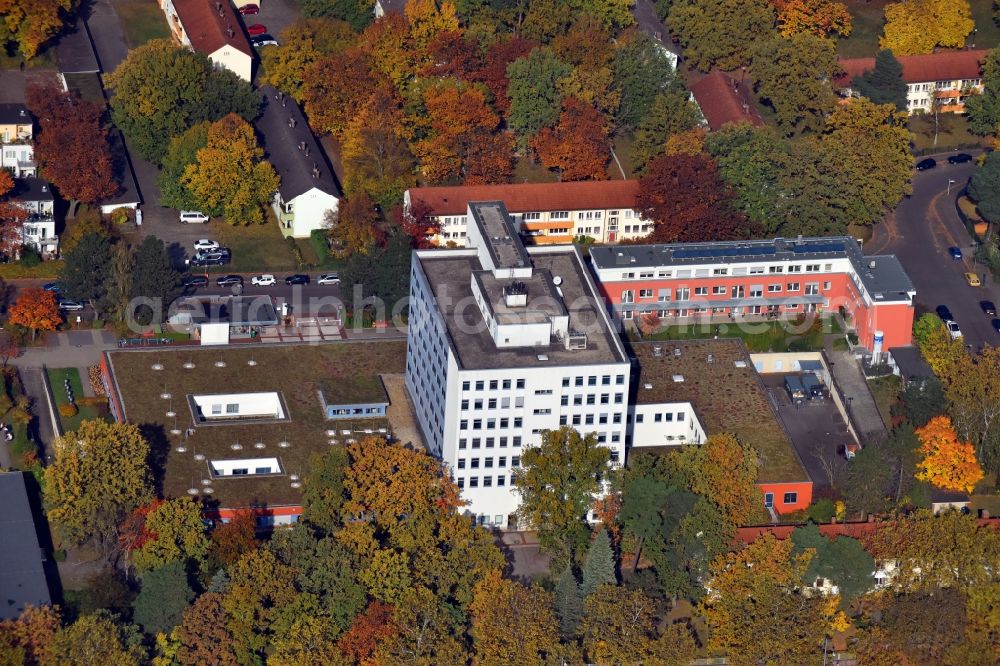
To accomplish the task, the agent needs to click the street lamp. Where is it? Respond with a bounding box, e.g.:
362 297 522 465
947 178 956 195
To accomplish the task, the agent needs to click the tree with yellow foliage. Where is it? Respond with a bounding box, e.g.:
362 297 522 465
405 0 459 51
773 0 852 37
881 0 974 55
0 0 75 59
469 570 563 664
914 415 984 493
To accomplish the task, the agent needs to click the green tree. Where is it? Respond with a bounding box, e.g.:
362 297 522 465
302 447 349 533
790 523 876 604
132 561 195 635
339 231 412 319
300 0 373 31
107 40 259 163
513 427 611 558
261 18 356 101
966 46 1000 135
103 242 135 325
131 235 181 326
506 47 571 144
131 497 210 573
580 584 662 664
157 122 210 211
706 124 789 234
630 88 702 173
853 49 909 111
750 32 838 135
968 151 1000 223
580 528 616 596
553 563 583 637
670 0 777 71
46 612 147 665
44 420 154 551
59 232 113 309
620 474 673 570
611 30 679 132
181 114 279 226
897 375 947 427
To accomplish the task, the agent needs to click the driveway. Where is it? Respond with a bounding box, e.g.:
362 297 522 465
870 151 999 351
250 0 301 44
85 0 130 74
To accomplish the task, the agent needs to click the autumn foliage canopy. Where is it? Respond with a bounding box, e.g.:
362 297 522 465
914 415 984 493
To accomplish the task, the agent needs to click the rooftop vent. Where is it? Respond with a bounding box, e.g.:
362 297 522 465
18 109 25 116
796 234 803 245
504 281 528 307
565 331 587 351
304 145 310 157
311 164 320 179
41 185 47 192
288 117 296 128
643 383 653 389
672 374 684 383
297 141 306 151
652 346 662 357
734 360 747 368
226 27 234 38
552 275 563 286
673 347 682 358
869 260 876 269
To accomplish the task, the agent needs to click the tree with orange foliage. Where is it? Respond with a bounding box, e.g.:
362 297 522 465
0 169 29 257
358 13 414 86
0 604 61 665
405 0 460 50
421 29 478 79
469 569 563 663
0 0 75 59
637 153 753 243
336 601 398 663
914 415 984 493
174 592 239 666
208 510 259 568
392 201 437 249
26 82 117 217
302 48 386 140
470 36 537 115
341 90 416 210
664 128 707 157
772 0 852 37
531 97 610 181
464 130 515 185
413 81 502 184
325 192 386 260
8 287 60 341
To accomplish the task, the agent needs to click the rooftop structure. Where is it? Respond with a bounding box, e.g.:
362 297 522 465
630 340 808 485
100 342 407 519
161 0 254 81
690 70 764 131
0 472 51 619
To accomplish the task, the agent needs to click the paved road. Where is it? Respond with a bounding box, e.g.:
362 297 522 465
870 152 999 351
85 0 129 74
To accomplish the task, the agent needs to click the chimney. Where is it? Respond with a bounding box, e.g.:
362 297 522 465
227 27 234 38
311 165 321 179
288 117 296 128
281 97 287 107
19 109 25 116
303 146 309 157
297 141 306 151
41 185 47 192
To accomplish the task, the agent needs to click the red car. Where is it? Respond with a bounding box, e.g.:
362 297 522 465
247 23 267 36
238 3 259 14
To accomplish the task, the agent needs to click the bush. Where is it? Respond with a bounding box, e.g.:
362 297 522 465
310 229 331 263
19 246 41 267
806 498 837 523
52 549 66 562
108 207 130 225
0 259 63 279
58 402 78 418
76 396 107 408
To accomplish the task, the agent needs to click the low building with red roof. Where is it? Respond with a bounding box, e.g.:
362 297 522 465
689 70 764 132
404 180 650 245
160 0 254 81
836 49 988 114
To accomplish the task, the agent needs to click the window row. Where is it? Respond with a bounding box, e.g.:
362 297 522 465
560 394 625 406
461 378 527 391
458 436 522 449
618 262 836 281
561 375 626 387
457 455 519 470
634 411 686 424
457 475 507 489
460 418 523 430
559 413 623 426
763 491 798 508
622 282 829 303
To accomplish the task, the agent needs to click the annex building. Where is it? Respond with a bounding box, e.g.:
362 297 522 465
590 236 916 353
404 180 650 246
405 200 632 527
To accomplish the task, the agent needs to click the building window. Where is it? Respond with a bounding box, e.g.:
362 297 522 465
805 283 819 295
483 476 493 487
621 290 634 304
458 459 466 469
462 381 470 391
764 493 774 508
459 439 467 449
516 379 526 389
475 381 484 390
512 436 521 447
768 284 781 293
787 282 800 291
457 478 465 489
783 492 798 505
694 287 707 296
511 456 520 467
551 211 569 219
497 475 506 487
469 477 479 488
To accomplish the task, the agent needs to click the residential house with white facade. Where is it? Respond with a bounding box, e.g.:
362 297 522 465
404 180 650 246
0 104 36 178
405 201 632 527
4 178 58 257
160 0 254 81
255 86 341 239
836 49 987 114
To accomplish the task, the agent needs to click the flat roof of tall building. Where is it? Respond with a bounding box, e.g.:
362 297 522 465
591 236 914 303
469 201 530 270
103 342 406 509
417 246 627 370
630 339 808 483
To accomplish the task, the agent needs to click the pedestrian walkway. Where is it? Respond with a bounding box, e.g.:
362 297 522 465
12 330 119 369
825 348 889 446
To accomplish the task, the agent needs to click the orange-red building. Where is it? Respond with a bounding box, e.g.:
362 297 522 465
590 236 916 353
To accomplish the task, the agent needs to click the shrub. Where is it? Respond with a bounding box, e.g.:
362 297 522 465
53 550 66 562
76 396 107 408
59 402 78 418
108 207 130 225
19 246 41 267
806 498 837 523
310 229 331 262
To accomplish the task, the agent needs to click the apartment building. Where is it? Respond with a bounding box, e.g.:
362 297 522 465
590 236 916 352
0 103 35 178
160 0 254 81
404 180 650 246
836 49 987 114
405 200 632 527
4 178 58 257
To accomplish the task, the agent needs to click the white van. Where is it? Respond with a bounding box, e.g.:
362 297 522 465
179 211 210 224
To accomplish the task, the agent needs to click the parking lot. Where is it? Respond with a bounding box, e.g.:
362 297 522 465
761 373 855 491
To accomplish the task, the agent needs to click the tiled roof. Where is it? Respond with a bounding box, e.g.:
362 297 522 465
689 70 764 131
835 49 988 88
407 180 641 217
734 516 1000 546
173 0 253 59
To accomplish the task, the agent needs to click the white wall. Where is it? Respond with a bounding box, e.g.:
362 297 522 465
628 401 705 448
208 46 253 82
210 456 282 476
283 187 339 239
0 144 34 177
432 206 648 245
192 392 285 420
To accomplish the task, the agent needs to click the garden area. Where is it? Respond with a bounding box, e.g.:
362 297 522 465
0 367 40 476
867 374 901 426
632 315 846 353
111 0 171 49
45 367 107 434
908 114 985 155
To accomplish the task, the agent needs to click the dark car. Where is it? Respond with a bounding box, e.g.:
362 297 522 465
285 274 310 285
916 158 937 171
981 300 997 316
948 246 963 260
948 153 973 164
189 254 228 267
216 275 244 287
993 319 1000 334
182 276 209 288
43 282 62 293
936 305 954 321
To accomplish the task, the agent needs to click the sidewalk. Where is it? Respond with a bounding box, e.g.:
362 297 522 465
825 348 889 446
12 330 119 369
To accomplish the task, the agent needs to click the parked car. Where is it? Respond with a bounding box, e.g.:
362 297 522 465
247 23 267 36
285 274 310 285
916 158 937 171
251 34 278 47
946 320 962 339
216 275 244 287
993 318 1000 334
948 246 963 260
948 153 973 164
43 282 62 293
182 276 209 288
936 305 954 321
981 300 997 316
193 239 219 251
58 299 84 311
189 254 228 267
179 211 209 224
317 273 340 285
965 272 982 287
251 274 276 286
238 3 259 14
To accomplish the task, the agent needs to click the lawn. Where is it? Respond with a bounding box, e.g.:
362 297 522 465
636 316 843 353
112 0 171 49
867 374 901 426
0 45 56 70
46 368 103 434
970 0 1000 50
212 218 301 273
909 113 987 155
63 73 105 104
839 1 890 58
